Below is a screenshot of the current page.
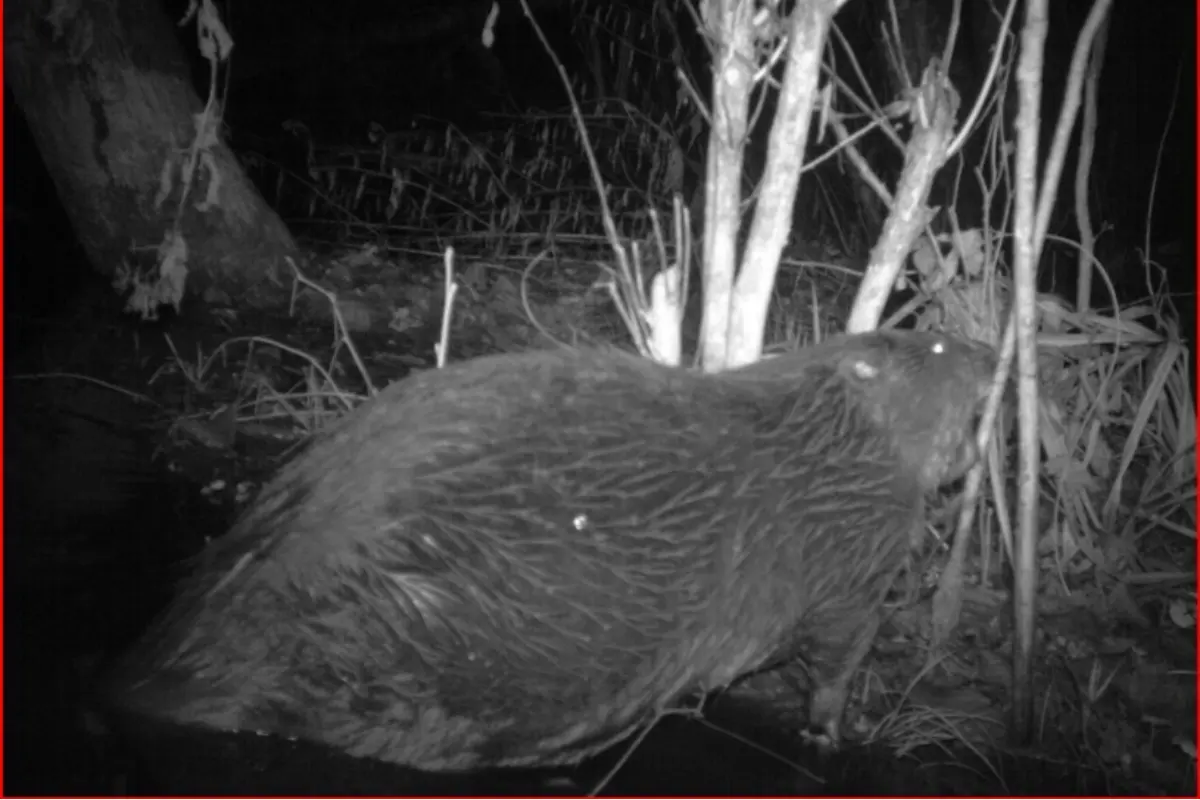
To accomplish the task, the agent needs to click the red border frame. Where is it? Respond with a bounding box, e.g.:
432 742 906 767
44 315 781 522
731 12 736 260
0 0 9 789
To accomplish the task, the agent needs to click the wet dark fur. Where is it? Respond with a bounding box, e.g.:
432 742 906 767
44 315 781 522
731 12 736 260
108 330 996 772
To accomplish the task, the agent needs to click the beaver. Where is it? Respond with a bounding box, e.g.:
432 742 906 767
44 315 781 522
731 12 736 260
106 330 996 773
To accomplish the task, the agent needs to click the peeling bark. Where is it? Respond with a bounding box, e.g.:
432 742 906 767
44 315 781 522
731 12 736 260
4 0 299 310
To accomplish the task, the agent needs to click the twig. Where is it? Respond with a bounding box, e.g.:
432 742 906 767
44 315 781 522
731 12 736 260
435 247 460 368
287 257 376 395
515 0 635 311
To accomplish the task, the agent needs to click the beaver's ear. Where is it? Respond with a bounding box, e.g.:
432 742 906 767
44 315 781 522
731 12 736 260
835 354 881 384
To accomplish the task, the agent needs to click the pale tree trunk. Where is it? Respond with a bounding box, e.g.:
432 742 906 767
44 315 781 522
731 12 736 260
725 0 840 367
699 0 844 371
4 0 297 310
697 0 756 371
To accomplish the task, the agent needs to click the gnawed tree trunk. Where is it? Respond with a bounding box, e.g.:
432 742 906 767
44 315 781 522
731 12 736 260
4 0 298 312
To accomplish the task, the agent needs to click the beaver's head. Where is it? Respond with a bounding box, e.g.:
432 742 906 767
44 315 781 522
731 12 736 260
824 330 1000 491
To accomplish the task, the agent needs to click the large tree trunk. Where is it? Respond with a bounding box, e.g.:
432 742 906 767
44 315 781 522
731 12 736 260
4 0 298 311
